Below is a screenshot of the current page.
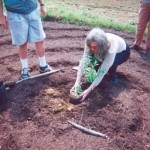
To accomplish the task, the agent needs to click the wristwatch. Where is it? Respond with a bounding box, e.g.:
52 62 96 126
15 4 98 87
40 4 45 6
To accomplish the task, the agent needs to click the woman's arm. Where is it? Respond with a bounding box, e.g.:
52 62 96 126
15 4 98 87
80 52 116 101
38 0 47 17
0 0 8 29
75 55 91 85
91 52 116 88
75 44 91 85
38 0 45 5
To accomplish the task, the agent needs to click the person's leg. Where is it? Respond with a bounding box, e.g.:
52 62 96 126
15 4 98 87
109 44 130 82
28 9 51 72
35 41 52 72
146 48 150 62
18 42 28 68
146 19 150 49
35 41 46 66
133 2 150 49
145 20 150 62
35 41 45 57
110 44 130 72
146 21 150 61
18 42 31 79
6 11 29 79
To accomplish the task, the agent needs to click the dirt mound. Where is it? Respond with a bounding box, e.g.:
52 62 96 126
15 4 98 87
0 22 149 150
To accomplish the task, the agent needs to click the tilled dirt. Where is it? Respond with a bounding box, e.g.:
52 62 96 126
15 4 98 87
0 21 150 150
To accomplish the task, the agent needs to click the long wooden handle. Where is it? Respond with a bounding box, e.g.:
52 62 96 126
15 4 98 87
16 68 64 84
5 68 64 90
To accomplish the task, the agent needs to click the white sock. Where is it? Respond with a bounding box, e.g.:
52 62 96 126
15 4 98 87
20 58 28 69
38 56 47 67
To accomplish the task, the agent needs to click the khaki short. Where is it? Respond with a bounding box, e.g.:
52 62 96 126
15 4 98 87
7 9 46 46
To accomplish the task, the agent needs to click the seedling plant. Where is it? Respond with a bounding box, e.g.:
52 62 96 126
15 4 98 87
76 56 99 95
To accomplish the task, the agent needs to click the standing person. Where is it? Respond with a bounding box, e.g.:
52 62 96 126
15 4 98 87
0 0 52 79
130 0 150 60
70 28 130 102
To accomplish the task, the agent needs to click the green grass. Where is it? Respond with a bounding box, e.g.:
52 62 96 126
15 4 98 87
44 0 136 34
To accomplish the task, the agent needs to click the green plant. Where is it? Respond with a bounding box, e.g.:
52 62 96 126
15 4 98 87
84 67 97 83
80 56 99 83
84 56 98 83
79 56 91 75
73 56 98 95
76 84 83 95
90 56 99 68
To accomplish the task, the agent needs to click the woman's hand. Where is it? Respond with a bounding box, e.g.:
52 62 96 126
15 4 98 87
80 88 92 102
70 83 81 94
70 85 76 95
40 5 47 17
0 15 8 29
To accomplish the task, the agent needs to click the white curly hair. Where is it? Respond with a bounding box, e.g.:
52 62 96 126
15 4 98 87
85 27 110 57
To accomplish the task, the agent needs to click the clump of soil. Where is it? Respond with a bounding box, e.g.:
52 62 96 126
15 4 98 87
70 86 82 104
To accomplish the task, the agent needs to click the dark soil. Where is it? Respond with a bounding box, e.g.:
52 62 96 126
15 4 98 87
0 21 150 150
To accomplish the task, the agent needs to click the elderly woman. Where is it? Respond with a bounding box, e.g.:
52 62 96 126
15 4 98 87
71 27 130 102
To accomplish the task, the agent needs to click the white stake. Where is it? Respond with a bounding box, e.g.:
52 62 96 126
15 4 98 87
68 120 109 139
